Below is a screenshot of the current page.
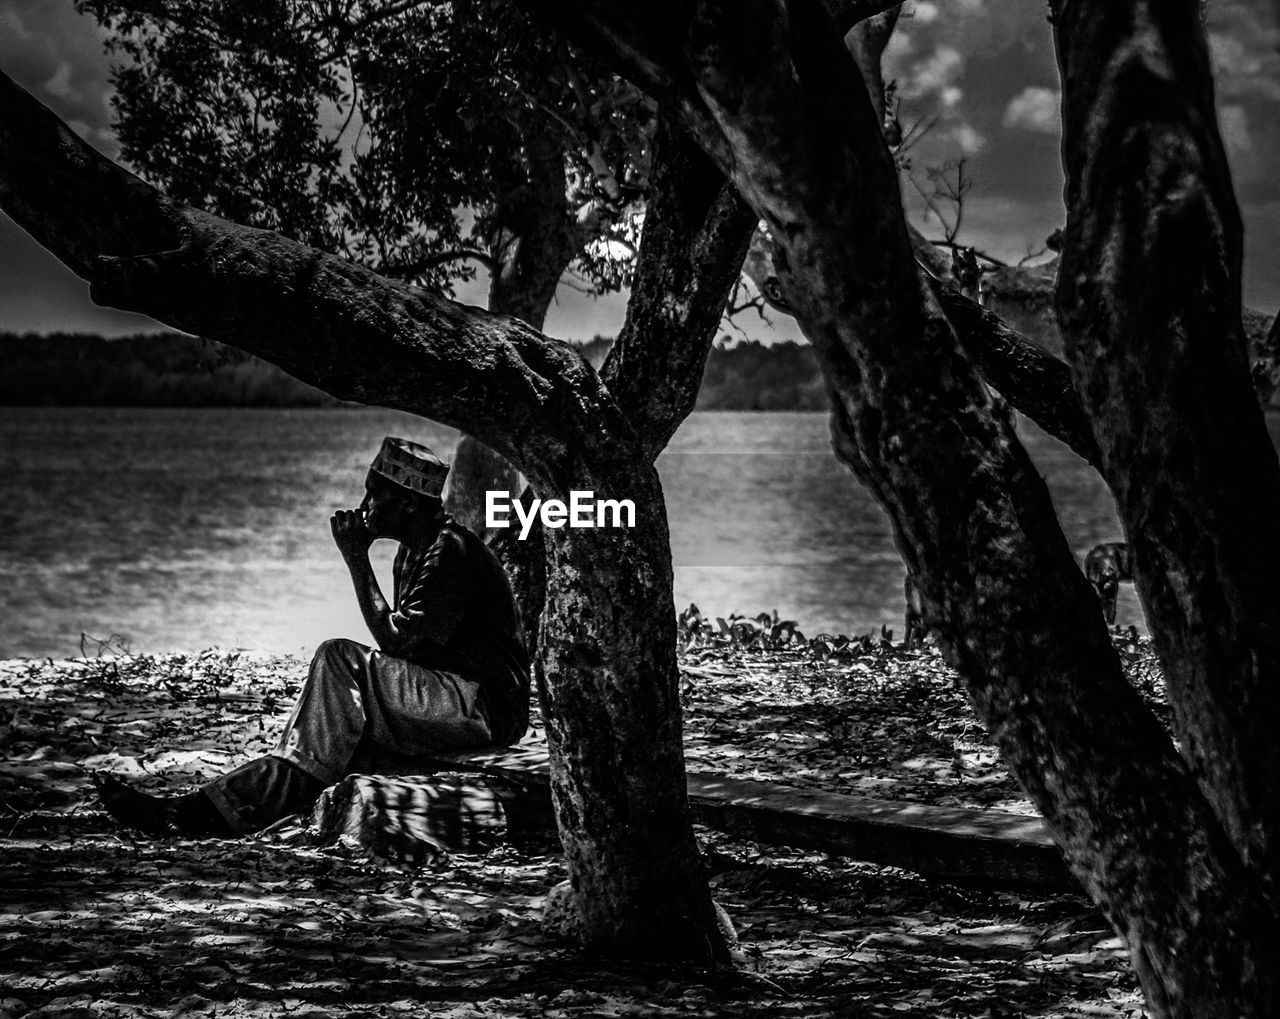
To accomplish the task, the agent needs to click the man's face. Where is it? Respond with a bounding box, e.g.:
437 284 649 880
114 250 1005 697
360 471 414 539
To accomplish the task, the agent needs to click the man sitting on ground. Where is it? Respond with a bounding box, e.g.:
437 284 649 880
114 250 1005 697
96 436 531 836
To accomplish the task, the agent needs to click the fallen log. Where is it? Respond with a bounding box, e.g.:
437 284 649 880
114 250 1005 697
311 769 557 866
312 744 1074 891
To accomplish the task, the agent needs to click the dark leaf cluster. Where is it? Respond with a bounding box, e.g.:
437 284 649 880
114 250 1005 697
75 0 655 294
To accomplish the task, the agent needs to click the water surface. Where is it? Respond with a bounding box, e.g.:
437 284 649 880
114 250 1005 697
0 407 1197 657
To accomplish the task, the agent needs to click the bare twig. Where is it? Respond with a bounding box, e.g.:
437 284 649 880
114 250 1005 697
377 247 499 279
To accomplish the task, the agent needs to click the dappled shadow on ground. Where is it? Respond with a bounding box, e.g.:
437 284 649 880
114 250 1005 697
680 632 1165 817
4 811 574 1014
2 811 1141 1019
1 650 1150 1017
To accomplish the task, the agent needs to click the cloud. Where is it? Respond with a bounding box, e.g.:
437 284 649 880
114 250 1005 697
1002 86 1061 134
1207 6 1280 103
1218 103 1268 188
1241 199 1280 313
1219 105 1254 154
0 0 119 158
949 121 987 155
44 60 79 101
900 44 965 102
907 1 940 26
894 0 1049 61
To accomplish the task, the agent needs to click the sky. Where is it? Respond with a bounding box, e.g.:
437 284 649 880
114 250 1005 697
1 0 1279 340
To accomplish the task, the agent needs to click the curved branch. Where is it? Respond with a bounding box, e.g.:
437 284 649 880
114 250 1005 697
746 224 1100 464
599 111 756 459
933 280 1100 466
377 247 499 279
0 69 629 487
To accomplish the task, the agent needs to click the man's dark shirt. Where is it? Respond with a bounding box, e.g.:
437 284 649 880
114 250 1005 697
388 514 530 744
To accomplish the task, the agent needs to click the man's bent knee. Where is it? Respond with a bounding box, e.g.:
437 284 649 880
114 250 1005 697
311 637 368 672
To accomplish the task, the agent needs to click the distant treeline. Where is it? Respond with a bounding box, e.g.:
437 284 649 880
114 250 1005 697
575 334 826 411
0 332 338 407
1 332 828 411
695 338 826 410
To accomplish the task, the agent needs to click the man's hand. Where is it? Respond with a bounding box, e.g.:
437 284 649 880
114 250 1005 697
331 508 372 561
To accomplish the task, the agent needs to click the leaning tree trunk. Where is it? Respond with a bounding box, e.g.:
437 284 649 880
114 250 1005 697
0 71 748 963
1050 0 1280 1011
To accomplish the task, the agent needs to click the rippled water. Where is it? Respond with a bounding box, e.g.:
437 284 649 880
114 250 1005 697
0 406 1218 658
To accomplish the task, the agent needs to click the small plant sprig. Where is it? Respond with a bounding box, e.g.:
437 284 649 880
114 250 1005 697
677 605 896 660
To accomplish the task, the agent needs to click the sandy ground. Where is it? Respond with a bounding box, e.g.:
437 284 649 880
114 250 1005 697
0 634 1157 1017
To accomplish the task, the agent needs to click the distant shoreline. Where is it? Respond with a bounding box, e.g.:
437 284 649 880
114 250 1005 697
0 331 827 412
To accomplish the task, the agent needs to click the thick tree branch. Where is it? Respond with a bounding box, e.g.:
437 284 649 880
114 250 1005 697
928 280 1101 467
514 0 687 103
845 4 900 120
0 69 631 491
906 228 1097 460
743 225 1101 465
599 111 756 459
488 127 582 328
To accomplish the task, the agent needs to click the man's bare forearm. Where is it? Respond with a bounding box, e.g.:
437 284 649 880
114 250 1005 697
344 553 399 650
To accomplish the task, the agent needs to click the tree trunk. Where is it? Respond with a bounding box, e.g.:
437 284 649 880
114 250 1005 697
534 461 727 960
598 114 756 457
1050 0 1280 1011
465 110 754 646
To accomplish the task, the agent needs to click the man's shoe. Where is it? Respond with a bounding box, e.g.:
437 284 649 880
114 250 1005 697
92 772 174 835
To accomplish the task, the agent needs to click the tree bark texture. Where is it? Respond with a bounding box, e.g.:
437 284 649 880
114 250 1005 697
486 129 583 329
453 113 753 643
1052 1 1280 1011
0 69 727 963
515 1 1279 1013
930 280 1100 468
744 200 1101 466
844 5 899 126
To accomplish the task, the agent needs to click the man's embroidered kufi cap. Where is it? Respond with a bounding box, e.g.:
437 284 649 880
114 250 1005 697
369 437 449 498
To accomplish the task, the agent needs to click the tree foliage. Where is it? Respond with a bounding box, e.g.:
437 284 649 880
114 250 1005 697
77 0 653 294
